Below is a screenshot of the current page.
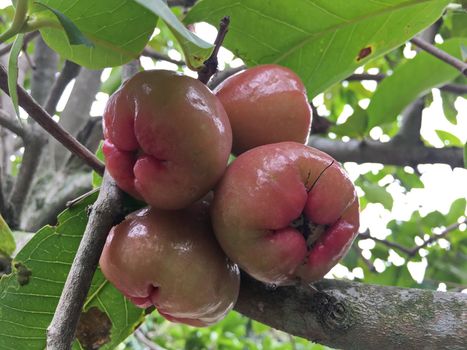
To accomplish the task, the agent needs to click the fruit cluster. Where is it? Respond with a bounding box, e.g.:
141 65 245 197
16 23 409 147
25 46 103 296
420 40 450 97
100 64 359 326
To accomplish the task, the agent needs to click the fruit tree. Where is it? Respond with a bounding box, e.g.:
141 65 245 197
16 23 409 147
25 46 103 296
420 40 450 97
0 1 466 349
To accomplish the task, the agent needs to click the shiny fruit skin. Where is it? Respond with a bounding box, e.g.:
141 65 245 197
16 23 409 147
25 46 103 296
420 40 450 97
215 64 312 155
103 70 232 210
99 200 240 326
211 142 359 285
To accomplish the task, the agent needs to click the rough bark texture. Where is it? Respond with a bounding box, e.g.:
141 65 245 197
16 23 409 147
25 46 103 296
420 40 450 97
235 276 467 350
46 172 124 350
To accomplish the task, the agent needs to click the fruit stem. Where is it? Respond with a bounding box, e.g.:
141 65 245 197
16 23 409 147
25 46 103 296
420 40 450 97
197 16 230 84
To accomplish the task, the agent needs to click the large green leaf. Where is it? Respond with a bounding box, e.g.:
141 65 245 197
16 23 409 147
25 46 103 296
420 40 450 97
133 0 213 69
0 215 15 257
367 38 466 128
0 193 144 350
35 0 157 68
185 0 450 97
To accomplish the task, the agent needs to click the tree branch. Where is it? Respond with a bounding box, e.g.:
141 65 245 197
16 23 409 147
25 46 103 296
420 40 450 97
167 0 197 7
44 60 81 115
409 218 466 256
208 65 245 90
52 67 103 169
0 31 39 56
346 73 467 94
134 329 167 350
141 48 185 66
410 37 467 76
47 172 124 350
358 232 413 256
0 64 105 175
7 130 45 228
0 108 25 137
198 16 230 84
235 276 467 349
392 98 424 144
307 136 463 168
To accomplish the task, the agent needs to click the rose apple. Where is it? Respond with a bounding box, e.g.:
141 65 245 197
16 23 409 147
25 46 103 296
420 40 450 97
99 200 240 326
211 142 359 285
214 64 312 155
103 70 232 210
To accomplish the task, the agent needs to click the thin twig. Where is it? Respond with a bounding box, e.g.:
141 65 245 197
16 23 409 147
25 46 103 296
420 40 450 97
135 329 167 350
0 64 105 175
353 245 376 273
197 16 230 84
358 231 413 255
410 37 467 76
347 73 467 94
46 172 124 350
208 65 245 90
0 108 25 137
409 218 466 256
0 31 38 56
141 48 185 66
167 0 197 7
44 60 81 115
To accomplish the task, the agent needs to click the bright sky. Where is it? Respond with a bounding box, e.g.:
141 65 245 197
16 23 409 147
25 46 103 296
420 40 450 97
1 0 466 289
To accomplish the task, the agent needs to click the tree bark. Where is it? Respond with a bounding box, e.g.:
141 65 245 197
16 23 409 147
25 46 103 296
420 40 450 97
235 276 467 350
307 137 463 168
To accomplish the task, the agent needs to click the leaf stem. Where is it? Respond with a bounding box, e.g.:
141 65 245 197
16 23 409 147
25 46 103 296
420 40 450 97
0 0 29 43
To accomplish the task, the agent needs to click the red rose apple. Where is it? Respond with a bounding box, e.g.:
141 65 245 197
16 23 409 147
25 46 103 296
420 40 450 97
103 70 232 210
99 200 240 327
214 64 312 155
211 142 359 285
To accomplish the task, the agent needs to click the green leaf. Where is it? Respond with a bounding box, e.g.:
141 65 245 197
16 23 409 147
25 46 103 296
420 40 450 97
35 0 157 68
7 33 24 119
133 0 212 69
101 67 122 95
464 142 467 169
441 91 458 125
0 215 16 256
185 0 450 97
35 2 94 47
331 105 368 138
435 129 463 147
92 141 104 188
395 168 424 190
367 38 466 129
0 192 145 349
360 182 393 210
447 198 467 223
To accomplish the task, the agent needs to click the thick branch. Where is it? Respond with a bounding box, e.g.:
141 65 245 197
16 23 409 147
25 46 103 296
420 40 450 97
307 137 463 168
0 64 105 175
47 172 124 350
410 37 467 76
235 276 467 349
